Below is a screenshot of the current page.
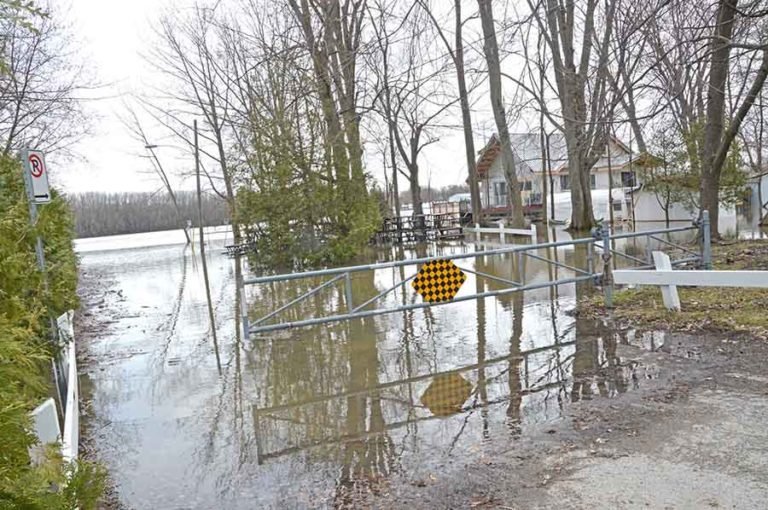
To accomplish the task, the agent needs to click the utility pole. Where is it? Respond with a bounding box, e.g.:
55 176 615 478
145 144 192 244
195 120 221 372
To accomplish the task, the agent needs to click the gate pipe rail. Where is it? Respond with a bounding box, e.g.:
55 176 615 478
247 273 598 334
243 236 597 285
242 218 705 336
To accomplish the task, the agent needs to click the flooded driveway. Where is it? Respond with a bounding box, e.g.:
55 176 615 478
76 228 768 509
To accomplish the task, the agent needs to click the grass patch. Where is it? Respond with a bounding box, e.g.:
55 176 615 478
580 238 768 337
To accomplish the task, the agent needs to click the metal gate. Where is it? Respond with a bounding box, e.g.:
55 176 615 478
240 214 710 337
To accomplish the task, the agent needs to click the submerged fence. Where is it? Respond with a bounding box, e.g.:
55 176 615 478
241 213 710 337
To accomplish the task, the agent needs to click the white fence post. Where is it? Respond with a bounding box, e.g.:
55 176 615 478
651 251 680 311
498 220 506 244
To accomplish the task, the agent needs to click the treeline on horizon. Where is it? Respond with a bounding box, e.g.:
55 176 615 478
69 191 229 238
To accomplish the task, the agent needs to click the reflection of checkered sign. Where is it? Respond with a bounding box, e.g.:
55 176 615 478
420 373 473 416
411 259 466 303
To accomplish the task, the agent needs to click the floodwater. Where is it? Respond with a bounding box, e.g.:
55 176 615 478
76 225 695 509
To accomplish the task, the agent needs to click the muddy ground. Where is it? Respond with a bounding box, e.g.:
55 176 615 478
75 262 768 509
379 330 768 509
75 267 125 510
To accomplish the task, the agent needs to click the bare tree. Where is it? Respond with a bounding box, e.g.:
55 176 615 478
368 0 403 218
615 0 768 236
478 0 525 228
147 3 242 243
520 0 620 230
122 105 192 243
700 0 768 237
418 0 483 223
287 0 368 197
69 191 228 238
391 11 455 219
0 5 88 157
368 2 457 222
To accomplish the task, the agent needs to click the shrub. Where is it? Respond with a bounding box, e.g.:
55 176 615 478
0 155 104 509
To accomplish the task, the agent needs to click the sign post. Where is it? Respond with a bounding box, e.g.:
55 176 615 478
21 149 64 412
21 149 50 276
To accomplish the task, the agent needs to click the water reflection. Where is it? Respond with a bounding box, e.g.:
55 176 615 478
245 237 653 507
79 232 669 509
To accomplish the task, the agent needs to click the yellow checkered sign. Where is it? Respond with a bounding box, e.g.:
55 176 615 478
411 259 466 303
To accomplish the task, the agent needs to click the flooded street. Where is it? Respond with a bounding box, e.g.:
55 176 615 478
76 227 768 509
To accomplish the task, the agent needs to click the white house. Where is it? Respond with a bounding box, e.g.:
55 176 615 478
475 133 640 217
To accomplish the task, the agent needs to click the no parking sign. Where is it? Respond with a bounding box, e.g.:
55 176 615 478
23 149 50 204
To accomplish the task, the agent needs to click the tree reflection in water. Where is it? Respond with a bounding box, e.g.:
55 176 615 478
570 239 634 401
245 237 644 506
334 313 396 508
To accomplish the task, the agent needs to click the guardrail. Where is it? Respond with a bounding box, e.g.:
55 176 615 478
30 310 79 463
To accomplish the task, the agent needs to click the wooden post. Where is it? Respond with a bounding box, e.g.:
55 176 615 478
651 251 681 311
498 220 506 244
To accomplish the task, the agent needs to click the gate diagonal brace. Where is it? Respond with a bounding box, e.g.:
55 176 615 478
523 251 592 275
352 272 418 313
459 266 520 288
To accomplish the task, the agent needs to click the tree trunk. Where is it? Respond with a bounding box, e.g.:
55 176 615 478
289 0 351 196
539 52 548 224
388 125 401 218
607 138 614 226
568 146 595 230
541 0 598 232
477 0 524 228
410 167 424 218
546 133 555 221
455 0 482 224
758 93 765 224
541 128 548 223
701 0 739 238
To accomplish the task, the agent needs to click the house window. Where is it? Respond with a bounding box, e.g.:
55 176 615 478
521 180 533 191
559 175 570 191
621 171 636 188
493 181 507 206
590 174 596 189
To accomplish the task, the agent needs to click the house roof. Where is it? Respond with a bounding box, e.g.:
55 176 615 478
475 133 636 178
476 135 503 178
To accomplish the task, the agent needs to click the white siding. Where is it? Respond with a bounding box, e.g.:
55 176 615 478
632 192 694 222
483 152 542 207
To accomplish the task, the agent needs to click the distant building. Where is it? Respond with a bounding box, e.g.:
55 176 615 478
475 133 640 217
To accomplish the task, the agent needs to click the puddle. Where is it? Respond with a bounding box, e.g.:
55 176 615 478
78 232 671 509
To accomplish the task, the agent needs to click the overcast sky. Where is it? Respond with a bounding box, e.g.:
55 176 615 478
62 0 520 195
